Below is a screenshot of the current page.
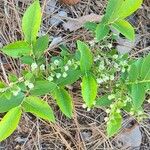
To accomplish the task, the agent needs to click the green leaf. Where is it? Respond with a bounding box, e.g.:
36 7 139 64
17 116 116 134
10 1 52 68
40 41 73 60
77 41 93 73
21 56 34 65
30 80 57 96
59 44 70 56
24 72 34 81
123 102 132 112
117 0 143 19
127 56 150 109
128 64 138 82
95 23 110 41
1 41 31 58
33 35 49 58
1 91 12 100
18 82 27 92
0 106 21 142
22 0 42 44
53 87 73 118
0 81 6 88
55 69 81 86
128 58 143 82
104 0 124 22
8 74 18 82
141 53 150 80
104 0 143 22
84 22 97 32
0 93 24 113
81 73 97 108
22 96 55 122
107 113 122 137
111 20 135 40
131 83 145 109
95 95 112 107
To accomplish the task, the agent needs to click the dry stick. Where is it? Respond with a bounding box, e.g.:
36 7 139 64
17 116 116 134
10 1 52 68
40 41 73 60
21 115 36 149
12 0 22 39
52 124 73 150
0 56 9 84
36 119 42 150
131 46 150 57
42 0 47 15
73 108 85 150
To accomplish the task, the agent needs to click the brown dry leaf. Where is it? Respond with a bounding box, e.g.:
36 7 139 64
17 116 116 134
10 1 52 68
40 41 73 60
116 34 141 54
60 0 80 5
63 13 102 32
116 122 142 150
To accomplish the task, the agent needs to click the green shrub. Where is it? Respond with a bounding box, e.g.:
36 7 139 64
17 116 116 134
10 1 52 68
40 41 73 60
0 0 147 141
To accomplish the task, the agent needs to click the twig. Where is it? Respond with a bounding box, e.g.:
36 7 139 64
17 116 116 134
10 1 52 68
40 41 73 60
0 56 9 84
131 46 150 57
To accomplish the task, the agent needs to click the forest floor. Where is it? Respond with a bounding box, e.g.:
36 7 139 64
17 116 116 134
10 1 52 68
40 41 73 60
0 0 150 149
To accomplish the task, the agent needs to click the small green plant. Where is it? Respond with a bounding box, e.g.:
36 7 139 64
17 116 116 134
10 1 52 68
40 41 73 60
85 0 143 41
0 0 147 142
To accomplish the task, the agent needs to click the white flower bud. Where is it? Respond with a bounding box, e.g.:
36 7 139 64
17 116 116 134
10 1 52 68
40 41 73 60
110 104 114 108
104 117 109 122
138 111 143 115
31 63 38 71
67 60 72 65
56 73 61 79
54 60 59 66
130 111 134 116
82 104 87 109
12 87 21 96
127 66 131 72
12 91 19 96
89 40 95 46
94 57 99 62
94 56 101 62
126 97 132 102
64 65 69 71
51 73 55 77
62 72 68 78
93 101 96 105
48 76 53 82
74 64 78 69
99 64 105 70
18 77 24 82
25 80 30 86
122 60 128 66
122 68 126 73
110 75 114 80
50 66 55 70
97 78 103 84
104 76 109 81
28 83 34 89
0 88 5 93
114 63 119 69
108 43 113 49
113 54 118 59
106 109 110 114
87 108 91 112
116 109 121 113
40 64 45 71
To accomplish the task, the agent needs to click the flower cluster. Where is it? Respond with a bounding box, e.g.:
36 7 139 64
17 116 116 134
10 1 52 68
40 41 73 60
31 62 45 72
93 52 129 85
104 100 122 125
82 101 96 111
0 83 21 97
25 80 34 89
47 59 79 82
